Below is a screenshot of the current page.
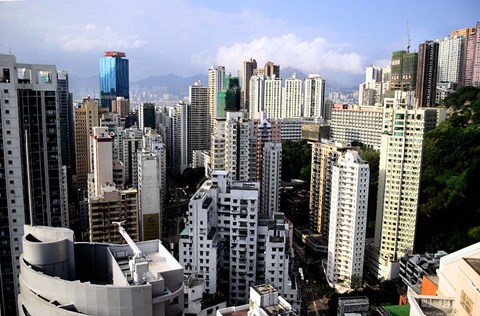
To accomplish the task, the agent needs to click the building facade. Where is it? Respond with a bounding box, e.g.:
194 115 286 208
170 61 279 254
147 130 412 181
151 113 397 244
304 74 326 118
242 58 257 112
416 40 439 107
180 171 298 308
330 105 383 150
208 66 225 144
0 54 68 314
309 139 350 235
282 74 302 118
99 51 129 110
137 133 166 241
327 151 369 291
373 91 443 280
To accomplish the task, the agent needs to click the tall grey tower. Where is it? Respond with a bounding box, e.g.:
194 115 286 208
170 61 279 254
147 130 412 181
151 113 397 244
242 58 257 112
0 54 66 315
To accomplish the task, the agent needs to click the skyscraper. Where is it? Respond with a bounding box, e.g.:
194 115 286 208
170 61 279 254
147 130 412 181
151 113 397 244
137 133 166 241
217 75 241 118
460 26 478 86
416 40 439 107
390 50 418 92
437 36 465 86
327 151 369 291
330 105 383 150
359 66 383 106
248 74 265 119
264 77 282 119
264 61 280 79
261 142 282 216
57 70 74 169
138 102 156 131
472 21 480 87
304 74 326 118
208 66 225 144
99 51 129 110
282 74 302 118
174 101 189 174
179 171 298 307
309 140 350 234
373 91 444 280
0 54 66 314
88 127 138 243
111 96 130 118
242 58 257 111
188 80 209 160
73 97 104 192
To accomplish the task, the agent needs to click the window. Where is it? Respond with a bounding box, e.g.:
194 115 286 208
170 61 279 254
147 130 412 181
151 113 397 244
460 291 473 315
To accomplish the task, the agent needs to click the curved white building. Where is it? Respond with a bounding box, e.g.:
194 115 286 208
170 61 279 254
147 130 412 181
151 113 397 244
18 225 184 316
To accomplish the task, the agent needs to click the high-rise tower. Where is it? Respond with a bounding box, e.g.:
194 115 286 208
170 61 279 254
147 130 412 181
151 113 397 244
99 51 129 110
373 91 444 280
304 74 326 118
189 80 209 160
242 58 257 112
327 151 369 291
73 97 105 192
218 75 241 118
282 74 302 118
138 103 156 131
390 50 418 92
0 54 66 314
208 66 225 145
264 61 280 79
416 41 439 107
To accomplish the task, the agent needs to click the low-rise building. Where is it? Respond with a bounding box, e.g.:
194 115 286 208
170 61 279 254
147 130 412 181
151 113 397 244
216 284 296 316
408 242 480 316
399 251 448 294
337 296 369 316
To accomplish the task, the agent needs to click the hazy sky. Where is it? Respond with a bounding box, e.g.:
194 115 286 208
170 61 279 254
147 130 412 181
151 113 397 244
1 0 478 86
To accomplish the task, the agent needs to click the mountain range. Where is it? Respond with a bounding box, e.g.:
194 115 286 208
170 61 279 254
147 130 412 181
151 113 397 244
68 67 357 101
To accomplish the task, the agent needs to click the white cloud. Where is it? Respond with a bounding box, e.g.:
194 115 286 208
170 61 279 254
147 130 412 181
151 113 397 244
85 24 97 31
43 24 145 52
210 34 364 75
59 34 145 52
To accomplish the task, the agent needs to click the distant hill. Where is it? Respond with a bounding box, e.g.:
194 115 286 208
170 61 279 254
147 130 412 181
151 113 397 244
281 67 307 79
69 73 208 100
69 74 99 100
131 73 208 97
68 69 360 101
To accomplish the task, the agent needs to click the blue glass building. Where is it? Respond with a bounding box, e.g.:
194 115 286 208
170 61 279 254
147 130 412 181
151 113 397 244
99 51 129 110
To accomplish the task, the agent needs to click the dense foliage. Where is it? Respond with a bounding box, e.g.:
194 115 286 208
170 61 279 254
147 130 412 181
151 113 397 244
281 140 312 184
416 87 480 252
357 146 380 238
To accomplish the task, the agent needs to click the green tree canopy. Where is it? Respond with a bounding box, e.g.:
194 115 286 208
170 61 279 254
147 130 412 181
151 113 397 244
417 87 480 252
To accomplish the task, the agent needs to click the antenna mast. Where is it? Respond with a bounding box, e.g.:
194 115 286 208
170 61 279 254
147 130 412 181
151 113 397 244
407 21 411 53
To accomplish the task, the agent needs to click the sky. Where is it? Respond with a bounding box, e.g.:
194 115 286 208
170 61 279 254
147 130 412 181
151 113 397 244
1 0 479 87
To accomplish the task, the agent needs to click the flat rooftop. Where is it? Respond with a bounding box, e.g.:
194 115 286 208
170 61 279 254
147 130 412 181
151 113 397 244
110 240 181 285
253 284 277 296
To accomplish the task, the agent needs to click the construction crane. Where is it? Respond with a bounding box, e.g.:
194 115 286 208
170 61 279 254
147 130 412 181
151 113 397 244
407 21 411 53
113 221 148 285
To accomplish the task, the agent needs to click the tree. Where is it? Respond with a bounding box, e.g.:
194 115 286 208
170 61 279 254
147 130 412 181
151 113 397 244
417 87 480 252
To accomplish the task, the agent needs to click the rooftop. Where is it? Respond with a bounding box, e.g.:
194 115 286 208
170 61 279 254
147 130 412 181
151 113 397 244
254 283 278 296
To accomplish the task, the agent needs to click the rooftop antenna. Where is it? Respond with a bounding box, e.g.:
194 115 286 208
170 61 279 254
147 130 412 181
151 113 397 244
407 21 411 53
